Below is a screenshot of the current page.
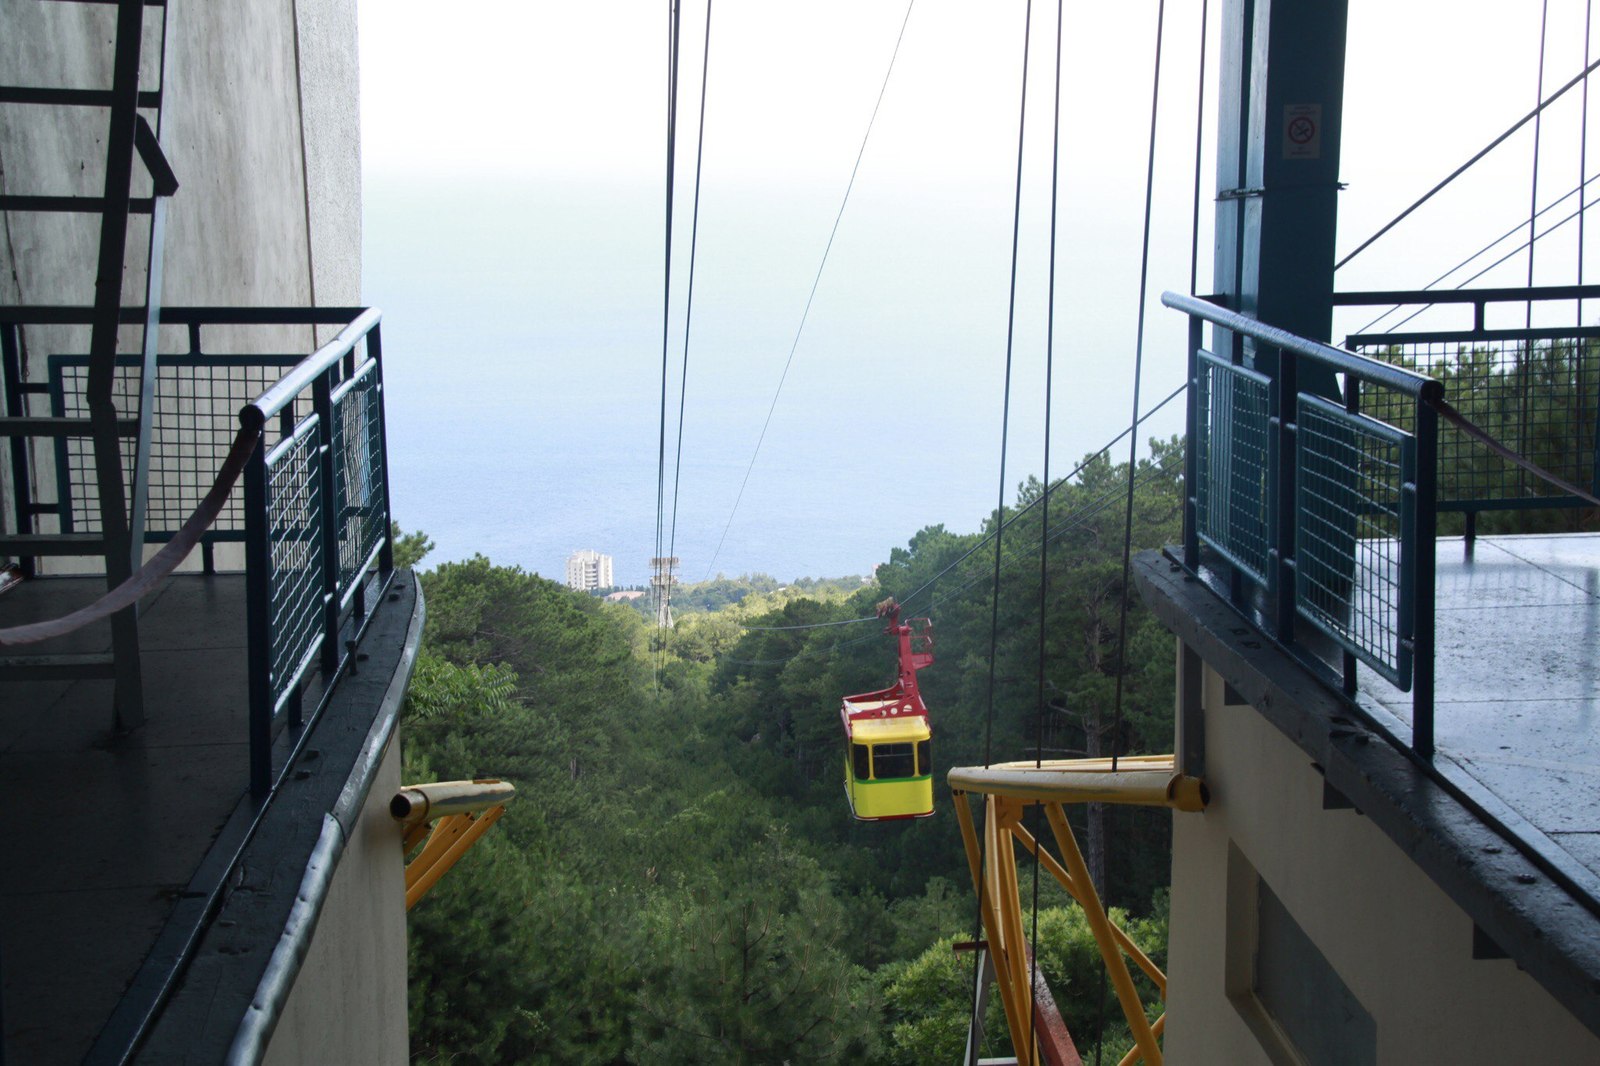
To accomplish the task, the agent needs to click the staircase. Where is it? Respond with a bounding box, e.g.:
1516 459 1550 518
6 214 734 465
0 0 179 727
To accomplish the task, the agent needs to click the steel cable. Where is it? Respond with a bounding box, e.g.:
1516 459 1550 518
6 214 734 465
701 0 917 582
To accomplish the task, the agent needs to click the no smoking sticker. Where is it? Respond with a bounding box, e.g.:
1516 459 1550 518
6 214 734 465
1283 103 1322 160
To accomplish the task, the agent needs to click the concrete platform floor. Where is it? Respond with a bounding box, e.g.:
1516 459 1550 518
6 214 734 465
0 573 255 1065
1364 533 1600 901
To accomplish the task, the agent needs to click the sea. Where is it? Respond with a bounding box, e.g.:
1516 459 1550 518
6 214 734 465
363 175 1194 588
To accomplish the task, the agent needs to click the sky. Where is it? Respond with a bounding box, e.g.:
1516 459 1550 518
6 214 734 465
356 0 1600 584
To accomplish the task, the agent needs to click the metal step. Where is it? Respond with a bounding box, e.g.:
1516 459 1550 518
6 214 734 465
0 534 107 556
0 653 116 681
0 416 139 437
0 87 161 108
0 195 156 214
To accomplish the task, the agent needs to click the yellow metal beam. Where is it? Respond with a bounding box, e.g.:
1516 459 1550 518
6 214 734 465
395 778 517 911
948 756 1204 1065
1045 804 1163 1066
1008 816 1167 997
404 806 506 911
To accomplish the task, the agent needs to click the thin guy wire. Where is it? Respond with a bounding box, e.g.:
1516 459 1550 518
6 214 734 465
701 0 917 582
1529 0 1551 332
897 381 1188 615
1029 1 1068 1055
926 452 1187 619
1583 0 1593 324
1374 181 1600 337
740 614 876 632
719 452 1187 670
667 0 714 631
1336 52 1600 272
1353 169 1600 336
1111 0 1166 774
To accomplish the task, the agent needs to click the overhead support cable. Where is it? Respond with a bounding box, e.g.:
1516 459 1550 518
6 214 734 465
975 2 1035 1042
701 0 918 582
666 0 715 630
1582 0 1593 322
1110 0 1167 775
984 0 1036 774
654 0 684 664
1188 0 1209 295
1336 51 1600 272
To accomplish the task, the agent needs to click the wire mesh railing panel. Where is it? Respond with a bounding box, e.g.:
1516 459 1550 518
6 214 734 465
50 358 138 533
1352 336 1600 509
51 355 307 537
264 419 325 713
332 362 385 597
1295 395 1415 688
1195 352 1272 584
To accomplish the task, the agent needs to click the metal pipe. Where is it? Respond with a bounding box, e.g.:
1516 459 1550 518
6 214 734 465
390 779 517 832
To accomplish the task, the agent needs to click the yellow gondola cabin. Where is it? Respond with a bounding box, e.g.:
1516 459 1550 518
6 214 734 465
841 599 935 821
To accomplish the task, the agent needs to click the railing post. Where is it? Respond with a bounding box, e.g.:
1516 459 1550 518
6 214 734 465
1185 313 1201 572
1413 398 1438 759
1342 373 1361 695
369 324 396 575
1 322 35 578
1271 344 1298 644
313 368 340 682
242 422 272 800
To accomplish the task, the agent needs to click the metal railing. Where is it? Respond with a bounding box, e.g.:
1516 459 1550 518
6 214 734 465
1165 292 1443 757
240 308 394 798
1338 285 1600 537
0 305 395 797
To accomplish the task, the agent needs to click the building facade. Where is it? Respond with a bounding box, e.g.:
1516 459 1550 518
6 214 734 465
565 548 614 591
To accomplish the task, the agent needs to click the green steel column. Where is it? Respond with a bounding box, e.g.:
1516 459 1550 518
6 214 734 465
1215 0 1349 358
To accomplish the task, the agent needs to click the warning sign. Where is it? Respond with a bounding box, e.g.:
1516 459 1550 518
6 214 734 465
1283 103 1322 160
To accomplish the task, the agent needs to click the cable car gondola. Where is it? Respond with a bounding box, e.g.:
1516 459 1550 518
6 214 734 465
841 598 935 821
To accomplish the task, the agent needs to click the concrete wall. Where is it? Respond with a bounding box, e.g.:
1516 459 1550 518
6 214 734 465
261 736 408 1066
1164 656 1600 1064
0 0 360 570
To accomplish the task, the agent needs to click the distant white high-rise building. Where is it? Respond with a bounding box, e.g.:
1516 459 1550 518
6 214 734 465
565 549 614 591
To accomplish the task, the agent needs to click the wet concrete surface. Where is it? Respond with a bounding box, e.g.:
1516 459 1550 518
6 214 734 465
1364 534 1600 893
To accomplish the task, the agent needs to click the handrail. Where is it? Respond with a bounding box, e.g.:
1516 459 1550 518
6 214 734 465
243 307 382 425
1161 290 1441 399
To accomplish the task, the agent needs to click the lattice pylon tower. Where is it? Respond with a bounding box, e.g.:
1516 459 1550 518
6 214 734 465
650 556 678 629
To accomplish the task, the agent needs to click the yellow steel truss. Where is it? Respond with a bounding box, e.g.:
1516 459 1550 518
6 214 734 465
392 778 516 910
950 755 1206 1066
